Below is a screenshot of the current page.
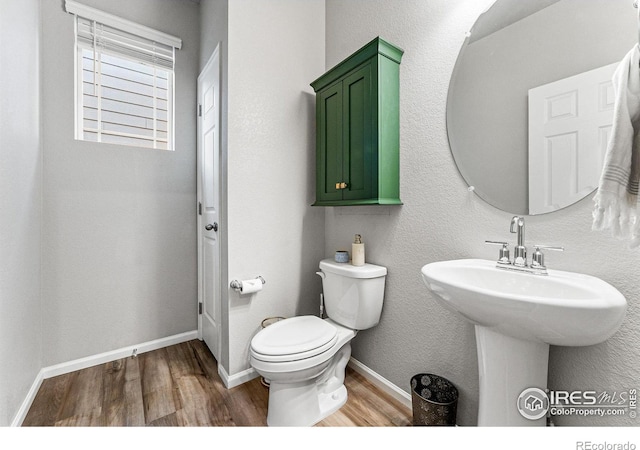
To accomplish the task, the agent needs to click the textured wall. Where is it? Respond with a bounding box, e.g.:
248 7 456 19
41 0 201 366
225 0 326 376
0 0 43 426
325 0 640 426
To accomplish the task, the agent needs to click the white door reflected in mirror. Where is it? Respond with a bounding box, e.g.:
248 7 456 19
528 62 616 214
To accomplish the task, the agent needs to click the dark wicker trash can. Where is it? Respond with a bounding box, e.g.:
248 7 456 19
410 373 458 426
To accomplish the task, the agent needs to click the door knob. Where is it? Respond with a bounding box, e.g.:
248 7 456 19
205 222 218 232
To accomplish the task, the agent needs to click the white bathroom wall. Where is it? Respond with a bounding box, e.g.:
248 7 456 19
40 0 201 366
225 0 326 377
325 0 640 426
0 0 43 426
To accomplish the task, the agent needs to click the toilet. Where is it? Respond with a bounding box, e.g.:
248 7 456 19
249 258 387 426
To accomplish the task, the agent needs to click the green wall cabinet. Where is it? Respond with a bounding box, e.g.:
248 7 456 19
311 37 403 206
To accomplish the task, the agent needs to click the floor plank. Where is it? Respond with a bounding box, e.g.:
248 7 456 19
57 364 104 424
139 347 180 424
102 358 145 426
23 340 412 427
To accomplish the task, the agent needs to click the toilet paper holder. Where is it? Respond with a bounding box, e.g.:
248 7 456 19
230 276 266 291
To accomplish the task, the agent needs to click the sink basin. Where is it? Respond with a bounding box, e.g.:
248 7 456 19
421 259 626 346
420 259 627 426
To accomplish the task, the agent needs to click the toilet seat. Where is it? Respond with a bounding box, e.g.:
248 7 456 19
250 316 338 363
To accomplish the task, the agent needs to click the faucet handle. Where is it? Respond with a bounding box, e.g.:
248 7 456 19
485 240 511 264
531 245 564 268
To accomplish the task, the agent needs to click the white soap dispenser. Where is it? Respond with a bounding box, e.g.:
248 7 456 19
351 234 365 266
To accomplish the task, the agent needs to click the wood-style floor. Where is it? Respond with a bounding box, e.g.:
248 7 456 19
22 339 412 427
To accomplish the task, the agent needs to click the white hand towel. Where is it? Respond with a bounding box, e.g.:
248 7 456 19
592 44 640 247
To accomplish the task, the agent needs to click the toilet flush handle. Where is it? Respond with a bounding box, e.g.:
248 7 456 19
319 293 324 318
316 271 325 318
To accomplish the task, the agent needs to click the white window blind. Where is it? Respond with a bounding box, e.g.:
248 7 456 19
67 1 182 150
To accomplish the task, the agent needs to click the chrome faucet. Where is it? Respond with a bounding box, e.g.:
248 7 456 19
485 216 564 275
510 216 527 267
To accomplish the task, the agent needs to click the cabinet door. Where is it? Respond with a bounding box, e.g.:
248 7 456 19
342 64 373 201
316 82 344 203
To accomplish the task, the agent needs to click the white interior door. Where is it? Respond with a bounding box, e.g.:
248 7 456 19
528 62 616 214
197 46 221 361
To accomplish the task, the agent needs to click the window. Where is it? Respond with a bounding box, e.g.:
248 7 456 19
66 1 182 150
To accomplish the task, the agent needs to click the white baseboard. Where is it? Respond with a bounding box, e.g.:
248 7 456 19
11 330 198 427
348 357 412 410
10 369 45 428
218 364 259 389
41 330 198 379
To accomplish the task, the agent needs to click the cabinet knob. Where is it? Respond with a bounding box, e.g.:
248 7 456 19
335 182 348 190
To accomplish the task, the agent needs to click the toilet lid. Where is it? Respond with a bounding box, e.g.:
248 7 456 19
251 316 337 360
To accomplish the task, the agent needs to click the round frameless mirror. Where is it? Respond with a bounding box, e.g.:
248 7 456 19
446 0 636 215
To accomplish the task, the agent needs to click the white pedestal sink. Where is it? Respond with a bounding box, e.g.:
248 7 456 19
421 259 627 426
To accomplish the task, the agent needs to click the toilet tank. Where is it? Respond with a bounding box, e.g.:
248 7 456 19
318 259 387 330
